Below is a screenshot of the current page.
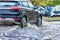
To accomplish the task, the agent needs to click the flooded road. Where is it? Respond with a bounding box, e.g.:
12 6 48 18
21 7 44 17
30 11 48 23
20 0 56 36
0 21 60 40
48 21 60 26
40 21 60 40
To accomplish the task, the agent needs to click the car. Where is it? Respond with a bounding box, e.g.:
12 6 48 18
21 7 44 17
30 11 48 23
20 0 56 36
0 0 27 28
51 5 60 16
37 6 46 15
0 0 43 27
44 6 53 17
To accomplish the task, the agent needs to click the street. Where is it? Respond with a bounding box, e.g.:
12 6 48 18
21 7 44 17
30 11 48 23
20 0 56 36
0 21 60 40
0 0 60 40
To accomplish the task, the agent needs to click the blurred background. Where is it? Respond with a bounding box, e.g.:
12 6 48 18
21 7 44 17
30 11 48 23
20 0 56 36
30 0 60 7
29 0 60 21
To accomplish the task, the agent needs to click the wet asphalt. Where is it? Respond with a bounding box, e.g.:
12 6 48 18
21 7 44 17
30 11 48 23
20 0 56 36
0 21 60 40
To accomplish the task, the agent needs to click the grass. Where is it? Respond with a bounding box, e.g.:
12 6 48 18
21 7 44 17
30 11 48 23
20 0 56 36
43 17 60 21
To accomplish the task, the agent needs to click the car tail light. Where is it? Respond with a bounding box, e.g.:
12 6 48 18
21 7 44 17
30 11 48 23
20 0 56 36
10 6 22 11
13 18 20 21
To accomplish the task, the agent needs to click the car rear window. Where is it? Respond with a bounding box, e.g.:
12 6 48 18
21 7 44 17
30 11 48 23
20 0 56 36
28 3 34 8
0 2 16 6
22 1 29 7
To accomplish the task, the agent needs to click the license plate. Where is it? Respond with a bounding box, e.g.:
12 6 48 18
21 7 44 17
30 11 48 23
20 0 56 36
1 18 5 20
0 18 14 21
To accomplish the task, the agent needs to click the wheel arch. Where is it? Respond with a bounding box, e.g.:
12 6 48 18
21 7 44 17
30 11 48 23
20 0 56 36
23 15 27 22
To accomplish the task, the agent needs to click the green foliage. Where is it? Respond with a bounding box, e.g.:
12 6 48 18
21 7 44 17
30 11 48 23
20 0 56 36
31 0 60 6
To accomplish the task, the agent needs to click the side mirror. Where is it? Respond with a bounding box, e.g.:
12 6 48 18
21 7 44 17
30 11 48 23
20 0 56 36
34 6 38 9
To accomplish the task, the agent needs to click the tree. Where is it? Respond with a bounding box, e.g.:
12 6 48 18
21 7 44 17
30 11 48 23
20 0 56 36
30 0 60 7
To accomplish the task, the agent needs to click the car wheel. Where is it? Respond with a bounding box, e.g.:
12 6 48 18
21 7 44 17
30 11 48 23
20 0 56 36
20 17 27 28
37 15 42 26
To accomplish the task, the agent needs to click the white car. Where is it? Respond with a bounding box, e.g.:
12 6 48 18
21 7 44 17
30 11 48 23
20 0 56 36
51 5 60 16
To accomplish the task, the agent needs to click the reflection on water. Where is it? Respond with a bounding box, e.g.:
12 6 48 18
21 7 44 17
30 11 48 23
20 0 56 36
0 21 60 40
47 21 60 26
41 21 60 40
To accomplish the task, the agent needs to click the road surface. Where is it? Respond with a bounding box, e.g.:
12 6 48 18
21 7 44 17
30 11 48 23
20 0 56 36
0 21 60 40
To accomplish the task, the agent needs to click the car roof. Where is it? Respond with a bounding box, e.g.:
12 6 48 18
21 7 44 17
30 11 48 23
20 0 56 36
0 0 29 1
17 0 28 1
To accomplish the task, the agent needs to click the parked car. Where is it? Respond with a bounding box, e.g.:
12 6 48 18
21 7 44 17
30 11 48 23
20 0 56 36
37 6 46 15
44 6 53 17
51 5 60 16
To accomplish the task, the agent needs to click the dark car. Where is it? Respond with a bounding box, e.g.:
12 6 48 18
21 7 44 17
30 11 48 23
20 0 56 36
0 1 27 28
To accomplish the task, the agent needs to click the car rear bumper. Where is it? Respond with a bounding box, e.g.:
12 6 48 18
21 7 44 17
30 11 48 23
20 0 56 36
0 16 22 25
0 20 20 25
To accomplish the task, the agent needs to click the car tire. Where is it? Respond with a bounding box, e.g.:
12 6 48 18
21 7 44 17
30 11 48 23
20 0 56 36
20 17 27 28
37 15 42 26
